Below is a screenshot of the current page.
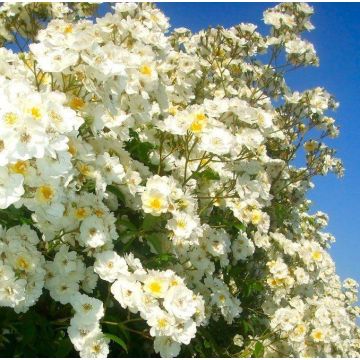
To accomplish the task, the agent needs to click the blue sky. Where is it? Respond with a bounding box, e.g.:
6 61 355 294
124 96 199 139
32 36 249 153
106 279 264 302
156 2 360 283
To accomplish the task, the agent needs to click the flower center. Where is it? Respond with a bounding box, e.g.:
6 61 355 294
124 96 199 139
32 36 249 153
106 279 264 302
4 112 18 126
149 281 162 295
69 97 85 110
157 318 168 329
176 219 187 229
29 107 42 120
139 64 152 76
311 251 322 261
16 256 30 270
82 303 93 312
64 24 73 34
75 207 88 220
150 197 162 210
9 161 28 175
37 185 55 202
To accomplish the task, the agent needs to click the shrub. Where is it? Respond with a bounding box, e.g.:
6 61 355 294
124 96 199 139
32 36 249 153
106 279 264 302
0 2 358 358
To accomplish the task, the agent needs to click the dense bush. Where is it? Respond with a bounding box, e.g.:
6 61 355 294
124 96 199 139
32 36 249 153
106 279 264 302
0 2 359 357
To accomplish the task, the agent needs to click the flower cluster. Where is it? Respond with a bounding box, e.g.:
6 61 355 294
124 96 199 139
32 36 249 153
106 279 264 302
260 213 360 357
0 225 45 313
44 244 97 304
0 2 358 358
95 251 205 357
68 294 108 358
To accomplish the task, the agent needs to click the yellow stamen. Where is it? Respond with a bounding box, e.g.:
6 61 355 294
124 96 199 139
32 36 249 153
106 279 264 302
69 97 85 110
4 112 18 126
78 163 92 176
150 198 162 210
74 207 88 220
37 185 54 203
149 281 162 295
82 303 93 311
30 107 42 120
139 64 152 76
49 110 62 124
304 141 317 152
67 142 77 156
9 161 28 175
312 329 324 342
176 219 186 229
251 209 262 225
94 209 104 217
189 113 206 134
92 344 101 354
16 256 30 271
170 279 179 287
64 24 73 34
157 318 168 329
168 106 178 116
311 251 323 261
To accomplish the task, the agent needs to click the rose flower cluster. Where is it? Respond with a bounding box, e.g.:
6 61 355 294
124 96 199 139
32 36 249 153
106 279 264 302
0 2 359 358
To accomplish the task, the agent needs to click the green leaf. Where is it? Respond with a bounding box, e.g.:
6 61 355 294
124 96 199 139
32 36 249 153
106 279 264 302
194 341 207 357
103 333 128 353
155 253 174 263
20 319 36 344
146 233 163 254
54 338 73 357
81 179 96 192
193 168 220 181
107 185 126 204
142 214 161 231
273 203 290 226
0 206 33 227
122 236 136 253
253 341 264 358
125 130 154 165
117 323 131 341
233 222 246 231
117 231 136 244
146 253 175 268
241 320 255 335
116 217 137 232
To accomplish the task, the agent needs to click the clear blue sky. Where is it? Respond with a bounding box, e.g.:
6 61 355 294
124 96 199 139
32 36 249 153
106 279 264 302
155 2 360 284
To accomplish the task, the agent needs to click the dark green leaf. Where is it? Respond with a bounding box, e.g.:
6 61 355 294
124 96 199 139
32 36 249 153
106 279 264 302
103 333 128 353
142 214 161 231
54 338 73 357
107 185 126 204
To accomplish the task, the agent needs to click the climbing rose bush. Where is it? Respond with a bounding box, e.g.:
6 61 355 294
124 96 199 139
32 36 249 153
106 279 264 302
0 2 359 358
